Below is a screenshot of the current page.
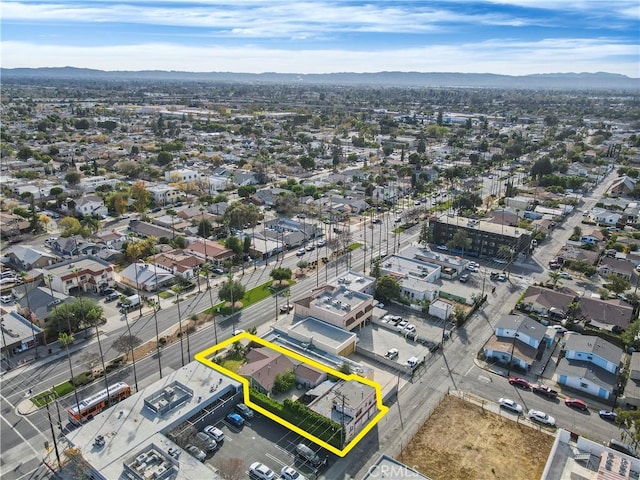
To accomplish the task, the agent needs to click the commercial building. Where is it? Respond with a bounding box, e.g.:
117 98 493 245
429 215 532 259
63 362 241 480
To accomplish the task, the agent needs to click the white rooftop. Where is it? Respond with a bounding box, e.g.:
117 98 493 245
65 361 240 480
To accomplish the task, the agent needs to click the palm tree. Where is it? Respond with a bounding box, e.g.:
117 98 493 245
201 263 218 344
18 271 39 359
119 296 139 391
174 285 186 366
547 271 563 289
150 247 163 378
59 332 82 417
166 208 177 241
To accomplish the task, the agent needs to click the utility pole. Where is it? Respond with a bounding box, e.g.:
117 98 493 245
45 392 62 470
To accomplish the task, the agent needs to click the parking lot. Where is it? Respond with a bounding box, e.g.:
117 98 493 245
206 410 334 479
356 323 430 368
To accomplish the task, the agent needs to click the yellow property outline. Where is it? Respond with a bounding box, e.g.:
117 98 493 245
195 332 389 457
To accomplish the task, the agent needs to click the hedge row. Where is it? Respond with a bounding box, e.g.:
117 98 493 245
249 388 343 448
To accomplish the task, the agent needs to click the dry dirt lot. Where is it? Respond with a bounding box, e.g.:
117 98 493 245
400 395 554 480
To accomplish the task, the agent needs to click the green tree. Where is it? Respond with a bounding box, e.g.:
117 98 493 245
65 171 82 186
59 217 88 237
219 278 246 309
243 236 252 254
605 274 632 296
198 218 213 238
226 236 243 256
270 267 292 283
237 185 257 198
273 370 295 393
448 230 470 253
157 151 173 166
530 157 553 179
547 271 563 289
131 180 151 213
223 202 260 230
375 275 404 303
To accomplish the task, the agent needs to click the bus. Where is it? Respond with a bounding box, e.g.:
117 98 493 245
67 382 131 425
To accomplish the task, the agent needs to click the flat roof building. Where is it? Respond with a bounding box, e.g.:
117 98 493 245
429 215 532 259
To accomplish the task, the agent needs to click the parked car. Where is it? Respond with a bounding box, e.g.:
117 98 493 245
384 348 399 359
528 409 556 426
249 462 276 480
317 239 326 247
305 244 315 251
459 274 470 283
195 431 218 451
531 384 558 398
565 398 588 411
550 325 567 335
203 425 225 442
402 324 416 334
105 292 120 302
101 288 115 296
185 444 206 462
0 294 13 304
499 398 523 414
235 403 254 420
225 412 245 428
212 267 225 275
436 245 448 251
508 377 530 389
0 277 17 285
466 265 478 272
296 249 306 256
497 274 507 282
396 320 409 331
279 304 294 314
280 465 308 480
599 410 618 422
559 272 573 280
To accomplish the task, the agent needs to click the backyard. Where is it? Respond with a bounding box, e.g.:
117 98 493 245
400 394 554 480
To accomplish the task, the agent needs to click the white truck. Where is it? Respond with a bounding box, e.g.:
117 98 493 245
118 294 141 311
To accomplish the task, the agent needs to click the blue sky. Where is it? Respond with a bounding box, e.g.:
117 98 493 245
2 0 639 76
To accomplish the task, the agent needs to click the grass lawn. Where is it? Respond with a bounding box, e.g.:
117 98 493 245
348 242 362 251
31 382 75 407
158 291 174 299
220 358 244 372
204 280 295 315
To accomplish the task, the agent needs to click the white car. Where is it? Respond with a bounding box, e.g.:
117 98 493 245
296 248 306 256
396 320 409 331
249 462 276 480
466 265 478 272
0 295 13 304
528 409 556 426
559 272 573 280
280 466 308 480
499 398 523 414
203 425 225 443
0 277 17 285
317 239 326 247
402 324 416 334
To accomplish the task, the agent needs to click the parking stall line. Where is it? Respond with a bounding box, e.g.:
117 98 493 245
265 452 288 468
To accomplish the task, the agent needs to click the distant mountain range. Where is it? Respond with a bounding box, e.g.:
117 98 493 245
2 67 638 90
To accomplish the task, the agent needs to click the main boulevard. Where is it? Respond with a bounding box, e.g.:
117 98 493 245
0 168 624 480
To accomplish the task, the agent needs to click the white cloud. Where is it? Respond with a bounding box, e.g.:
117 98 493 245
0 1 543 37
2 38 637 77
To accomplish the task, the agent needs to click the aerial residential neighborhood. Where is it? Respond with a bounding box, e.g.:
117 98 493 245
1 70 640 480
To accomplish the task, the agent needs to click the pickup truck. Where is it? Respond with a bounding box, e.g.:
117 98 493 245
531 384 558 398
